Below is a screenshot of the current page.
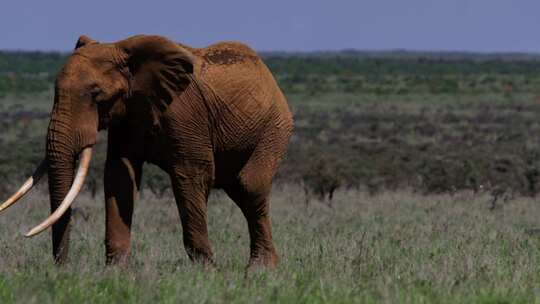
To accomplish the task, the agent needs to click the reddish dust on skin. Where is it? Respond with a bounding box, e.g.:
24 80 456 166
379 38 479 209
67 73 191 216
204 50 245 65
202 44 259 66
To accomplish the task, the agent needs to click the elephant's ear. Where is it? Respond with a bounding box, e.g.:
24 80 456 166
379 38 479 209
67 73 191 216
117 35 195 111
75 35 98 49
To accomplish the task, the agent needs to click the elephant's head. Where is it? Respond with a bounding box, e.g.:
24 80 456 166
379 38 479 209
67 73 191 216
0 35 195 236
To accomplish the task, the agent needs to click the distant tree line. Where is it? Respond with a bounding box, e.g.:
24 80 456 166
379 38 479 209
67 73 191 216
3 50 540 96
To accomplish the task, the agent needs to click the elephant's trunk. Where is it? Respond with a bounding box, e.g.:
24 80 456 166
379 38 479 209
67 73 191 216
39 88 95 262
45 90 77 263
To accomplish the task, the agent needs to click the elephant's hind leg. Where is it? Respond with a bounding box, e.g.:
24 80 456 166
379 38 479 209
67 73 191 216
170 168 214 265
225 183 279 269
225 124 291 269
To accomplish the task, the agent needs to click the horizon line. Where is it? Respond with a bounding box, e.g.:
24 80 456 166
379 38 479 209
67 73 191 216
1 47 540 57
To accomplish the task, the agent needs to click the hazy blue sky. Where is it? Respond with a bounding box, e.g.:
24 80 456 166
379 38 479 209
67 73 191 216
1 0 539 52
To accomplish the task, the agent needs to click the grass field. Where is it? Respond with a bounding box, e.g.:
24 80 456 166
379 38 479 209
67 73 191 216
3 51 540 303
2 186 540 303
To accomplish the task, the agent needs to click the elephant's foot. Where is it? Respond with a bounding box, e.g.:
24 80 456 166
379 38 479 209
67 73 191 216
105 240 131 267
246 248 280 271
106 252 131 267
186 246 215 267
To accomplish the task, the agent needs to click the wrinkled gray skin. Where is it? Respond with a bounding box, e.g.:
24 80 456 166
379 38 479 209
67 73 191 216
44 34 293 268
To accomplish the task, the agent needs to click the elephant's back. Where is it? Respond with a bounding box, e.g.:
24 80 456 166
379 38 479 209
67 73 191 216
196 41 287 124
192 41 292 153
195 42 276 103
195 41 260 66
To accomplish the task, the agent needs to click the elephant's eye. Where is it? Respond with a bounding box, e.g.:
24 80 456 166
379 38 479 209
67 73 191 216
89 86 103 102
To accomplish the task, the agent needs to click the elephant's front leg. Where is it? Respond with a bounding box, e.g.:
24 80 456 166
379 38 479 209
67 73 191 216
104 157 142 265
170 168 214 265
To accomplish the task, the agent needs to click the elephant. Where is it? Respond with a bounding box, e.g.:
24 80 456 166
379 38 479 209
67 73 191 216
0 34 293 268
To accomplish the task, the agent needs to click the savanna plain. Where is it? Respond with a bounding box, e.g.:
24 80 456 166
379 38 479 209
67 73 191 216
2 51 540 303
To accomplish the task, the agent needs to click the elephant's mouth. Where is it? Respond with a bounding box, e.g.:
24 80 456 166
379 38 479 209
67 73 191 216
98 115 110 130
0 148 93 237
97 103 113 130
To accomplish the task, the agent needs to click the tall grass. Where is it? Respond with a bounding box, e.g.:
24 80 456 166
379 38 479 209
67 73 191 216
1 185 540 303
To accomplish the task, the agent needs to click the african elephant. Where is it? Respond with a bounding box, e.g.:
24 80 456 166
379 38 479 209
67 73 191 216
0 34 293 268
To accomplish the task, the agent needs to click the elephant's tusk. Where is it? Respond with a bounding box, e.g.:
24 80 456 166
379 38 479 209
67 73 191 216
25 148 92 237
0 160 48 214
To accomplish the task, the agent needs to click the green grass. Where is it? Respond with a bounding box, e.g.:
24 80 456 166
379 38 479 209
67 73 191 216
2 186 540 303
4 51 540 303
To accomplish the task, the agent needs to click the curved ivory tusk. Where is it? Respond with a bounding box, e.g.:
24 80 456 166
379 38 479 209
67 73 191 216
0 160 48 214
25 148 92 237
